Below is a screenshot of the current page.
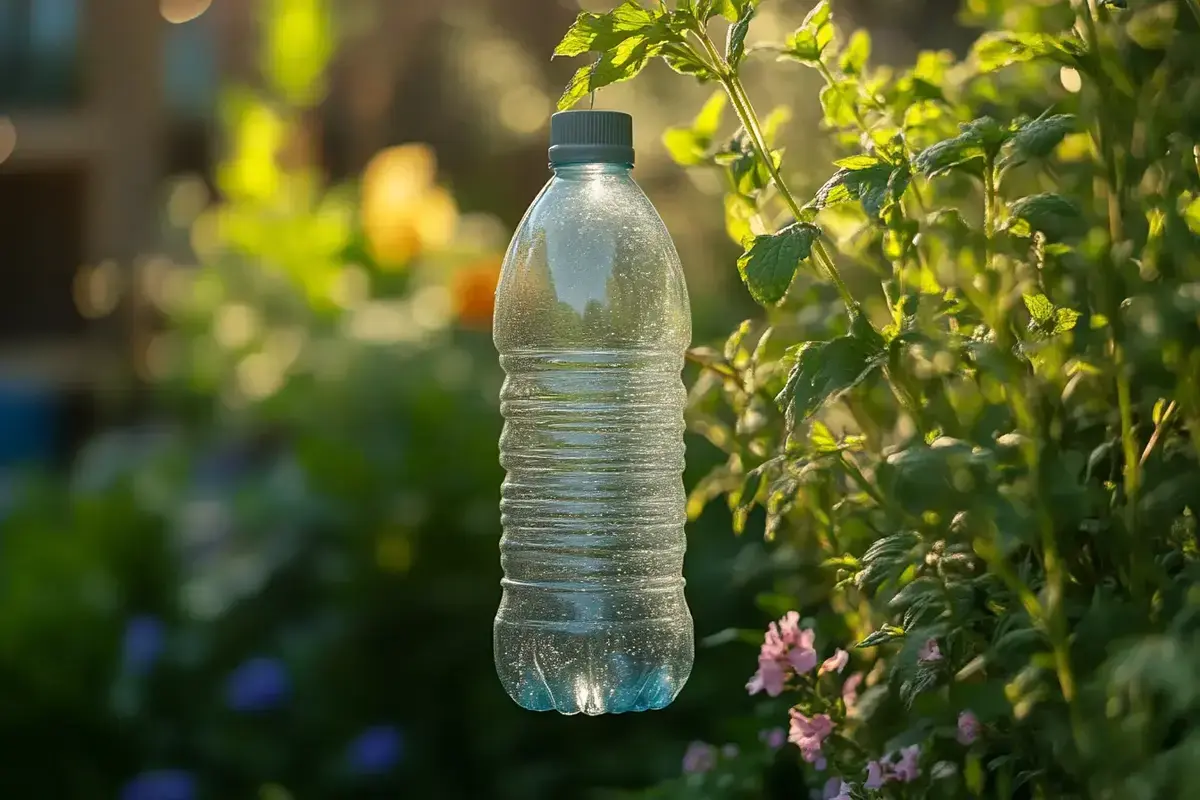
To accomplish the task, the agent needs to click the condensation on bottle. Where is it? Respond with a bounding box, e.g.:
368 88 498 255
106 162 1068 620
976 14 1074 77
492 110 693 715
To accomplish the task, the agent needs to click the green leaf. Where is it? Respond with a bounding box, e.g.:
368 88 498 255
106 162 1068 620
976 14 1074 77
781 0 833 63
662 90 727 165
833 154 881 170
1001 114 1076 167
557 35 665 109
662 43 717 81
857 625 906 648
971 31 1086 73
1052 307 1081 334
776 333 887 426
553 1 661 58
810 163 897 218
1007 193 1086 241
839 30 871 76
818 81 860 127
736 222 822 306
726 6 754 67
1023 293 1054 325
913 117 1010 177
706 0 757 22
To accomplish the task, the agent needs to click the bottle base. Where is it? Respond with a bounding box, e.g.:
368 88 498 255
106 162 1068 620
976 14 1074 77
494 618 692 715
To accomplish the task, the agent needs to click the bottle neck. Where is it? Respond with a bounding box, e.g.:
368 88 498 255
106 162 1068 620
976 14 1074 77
551 162 633 180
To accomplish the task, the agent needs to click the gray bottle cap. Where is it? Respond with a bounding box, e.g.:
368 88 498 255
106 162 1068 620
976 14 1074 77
548 110 635 166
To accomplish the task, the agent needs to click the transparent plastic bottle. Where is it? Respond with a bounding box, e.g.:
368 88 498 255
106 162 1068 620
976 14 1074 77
492 110 693 715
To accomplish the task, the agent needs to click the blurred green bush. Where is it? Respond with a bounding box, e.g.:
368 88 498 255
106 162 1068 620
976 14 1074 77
0 1 765 797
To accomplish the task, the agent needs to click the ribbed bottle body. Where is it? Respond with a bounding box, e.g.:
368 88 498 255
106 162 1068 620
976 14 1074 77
492 163 692 715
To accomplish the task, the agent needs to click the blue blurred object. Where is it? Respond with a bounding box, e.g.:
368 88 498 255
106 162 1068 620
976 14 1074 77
0 379 59 468
122 616 166 676
119 770 195 800
346 725 404 775
225 657 291 713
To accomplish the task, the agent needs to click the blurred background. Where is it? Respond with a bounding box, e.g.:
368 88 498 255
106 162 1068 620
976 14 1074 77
0 0 963 797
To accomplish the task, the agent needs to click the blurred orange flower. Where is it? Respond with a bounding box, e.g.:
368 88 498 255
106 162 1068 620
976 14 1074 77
453 259 502 329
360 144 457 268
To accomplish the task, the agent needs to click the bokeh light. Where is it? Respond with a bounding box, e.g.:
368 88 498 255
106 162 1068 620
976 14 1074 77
160 0 212 24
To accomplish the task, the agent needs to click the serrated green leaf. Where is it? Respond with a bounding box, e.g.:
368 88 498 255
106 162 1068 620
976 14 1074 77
726 6 754 66
661 42 717 80
557 35 665 110
914 118 1010 177
810 419 838 452
553 1 661 58
839 30 871 76
707 0 758 22
1052 307 1080 334
810 163 896 218
971 31 1086 73
1007 193 1086 241
1001 113 1076 167
1023 293 1054 324
857 625 906 648
818 81 860 127
736 222 822 305
833 154 881 170
776 334 887 426
781 0 833 62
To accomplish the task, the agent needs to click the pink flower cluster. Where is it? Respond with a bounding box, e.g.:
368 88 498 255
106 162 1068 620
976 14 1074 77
746 612 849 697
957 710 980 745
746 611 817 696
789 711 834 770
865 744 922 788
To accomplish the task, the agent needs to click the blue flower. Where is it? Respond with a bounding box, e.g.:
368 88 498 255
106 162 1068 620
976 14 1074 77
346 725 403 775
120 770 195 800
122 616 165 675
225 657 290 713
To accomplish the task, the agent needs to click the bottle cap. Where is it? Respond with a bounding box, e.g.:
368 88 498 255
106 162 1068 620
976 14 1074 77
548 110 635 166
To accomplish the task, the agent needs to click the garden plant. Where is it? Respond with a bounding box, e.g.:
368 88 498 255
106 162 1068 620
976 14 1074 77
552 0 1200 797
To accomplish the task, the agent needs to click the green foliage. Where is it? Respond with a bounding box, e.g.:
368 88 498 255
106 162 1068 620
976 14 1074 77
556 0 1200 797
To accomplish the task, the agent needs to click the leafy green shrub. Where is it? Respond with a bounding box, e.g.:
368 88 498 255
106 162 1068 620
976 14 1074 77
554 0 1200 797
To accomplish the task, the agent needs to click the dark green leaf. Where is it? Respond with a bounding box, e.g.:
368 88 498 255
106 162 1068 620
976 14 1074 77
971 31 1086 73
810 163 898 218
857 625 906 648
1007 193 1086 241
726 6 754 67
914 117 1010 177
736 222 822 305
1001 114 1076 167
776 333 887 425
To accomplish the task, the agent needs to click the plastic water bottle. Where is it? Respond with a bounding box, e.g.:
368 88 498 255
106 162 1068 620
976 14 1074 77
492 110 693 715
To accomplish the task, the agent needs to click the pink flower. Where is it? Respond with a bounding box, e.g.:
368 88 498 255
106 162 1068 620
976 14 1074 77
682 741 716 775
823 777 853 800
842 671 864 710
957 710 980 745
865 759 886 789
819 648 849 675
746 611 819 695
789 711 834 770
893 744 922 783
918 638 943 663
759 727 786 749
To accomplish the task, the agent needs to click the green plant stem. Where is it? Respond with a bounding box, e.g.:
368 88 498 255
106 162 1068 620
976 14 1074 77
983 157 997 267
1187 0 1200 28
1072 0 1143 592
1140 400 1177 467
693 30 859 311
